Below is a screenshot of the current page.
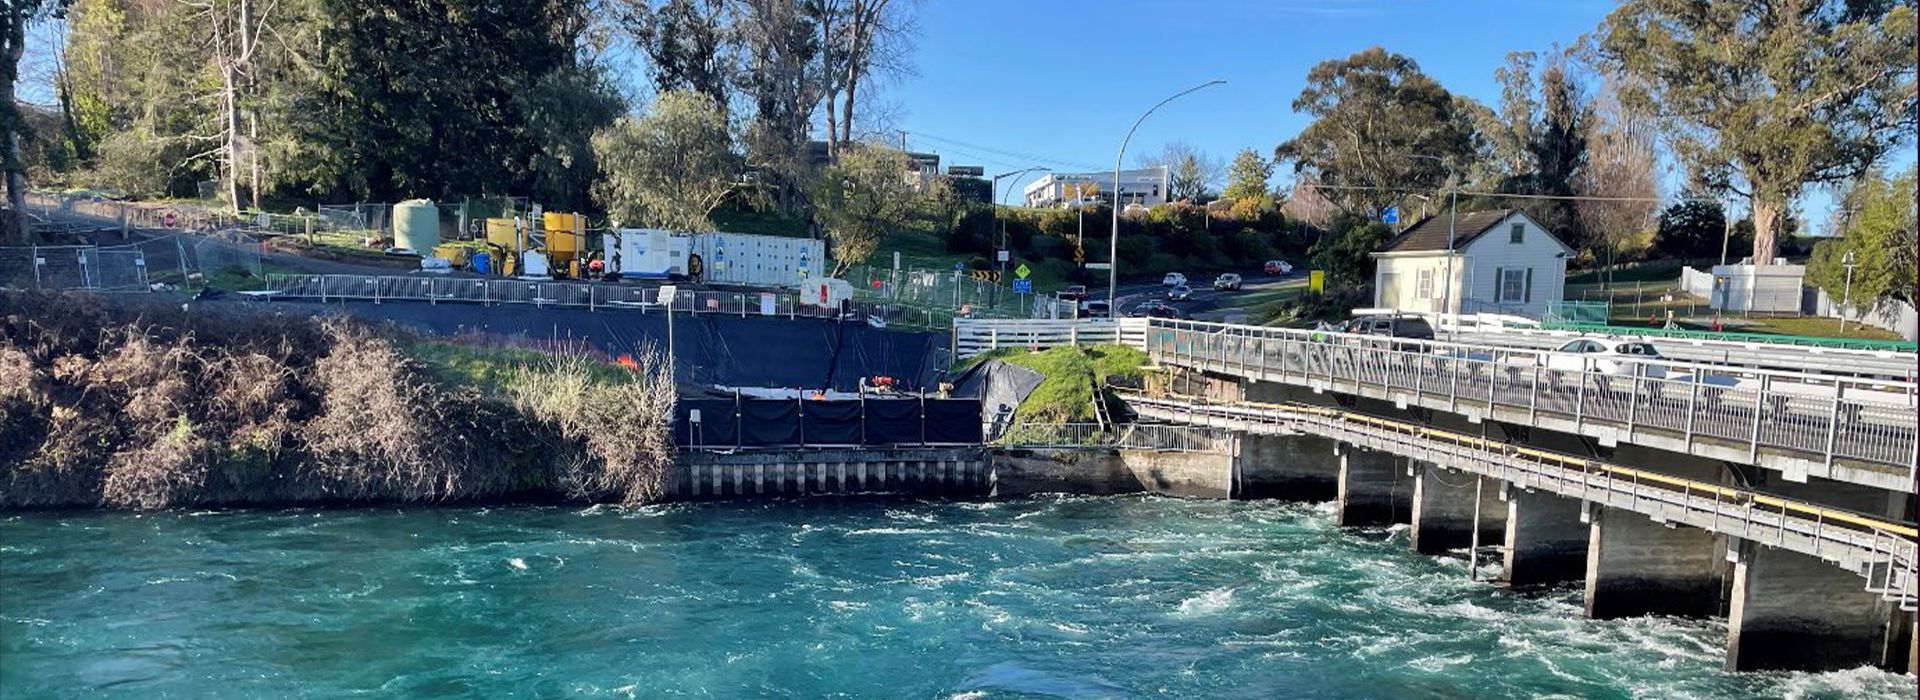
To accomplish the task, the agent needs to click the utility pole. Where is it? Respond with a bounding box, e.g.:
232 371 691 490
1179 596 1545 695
1840 250 1857 335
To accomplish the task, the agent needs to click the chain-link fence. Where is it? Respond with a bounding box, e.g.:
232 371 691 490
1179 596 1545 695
847 264 1070 320
0 244 151 292
194 231 263 282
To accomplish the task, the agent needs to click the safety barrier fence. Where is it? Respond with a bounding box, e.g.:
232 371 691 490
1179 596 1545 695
954 318 1919 476
953 318 1151 357
1119 391 1916 610
1537 321 1918 354
1459 325 1917 381
674 396 982 449
260 274 977 331
0 244 152 292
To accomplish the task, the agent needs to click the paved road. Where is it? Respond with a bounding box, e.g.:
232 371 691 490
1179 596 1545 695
1106 271 1303 323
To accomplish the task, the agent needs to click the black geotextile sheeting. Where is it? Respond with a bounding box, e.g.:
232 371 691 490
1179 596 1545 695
863 399 923 444
739 399 802 446
670 397 980 446
676 398 739 446
280 300 946 392
801 401 862 444
923 399 983 444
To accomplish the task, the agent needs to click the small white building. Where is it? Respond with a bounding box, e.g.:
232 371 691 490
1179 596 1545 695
1370 209 1572 318
1022 167 1170 208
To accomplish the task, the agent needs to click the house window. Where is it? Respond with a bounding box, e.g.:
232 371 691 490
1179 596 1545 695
1416 268 1434 300
1510 223 1525 244
1500 268 1527 304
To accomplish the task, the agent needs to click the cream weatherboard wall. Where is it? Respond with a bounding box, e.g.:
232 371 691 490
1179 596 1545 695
1371 211 1571 318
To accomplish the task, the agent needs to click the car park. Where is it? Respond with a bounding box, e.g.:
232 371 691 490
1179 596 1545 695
1167 284 1193 301
1162 272 1187 287
1213 273 1242 291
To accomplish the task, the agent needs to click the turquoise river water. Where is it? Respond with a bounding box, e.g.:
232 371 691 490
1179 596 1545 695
3 497 1914 699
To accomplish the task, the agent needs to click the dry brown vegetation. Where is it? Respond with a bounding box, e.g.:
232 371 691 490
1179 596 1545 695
0 291 678 510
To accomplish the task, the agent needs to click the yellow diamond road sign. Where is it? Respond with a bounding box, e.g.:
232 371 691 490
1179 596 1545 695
1014 263 1031 279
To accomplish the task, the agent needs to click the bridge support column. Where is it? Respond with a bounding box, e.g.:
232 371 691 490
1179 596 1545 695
1336 447 1409 527
1410 465 1503 555
1235 434 1338 501
1499 488 1587 588
1582 507 1721 619
1726 538 1905 672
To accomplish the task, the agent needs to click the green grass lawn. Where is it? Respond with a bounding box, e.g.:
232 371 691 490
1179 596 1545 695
963 344 1147 423
1674 316 1905 342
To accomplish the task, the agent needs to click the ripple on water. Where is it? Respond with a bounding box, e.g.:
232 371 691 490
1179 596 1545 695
0 499 1913 700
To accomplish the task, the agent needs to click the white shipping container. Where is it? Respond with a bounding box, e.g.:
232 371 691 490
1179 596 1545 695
691 232 824 288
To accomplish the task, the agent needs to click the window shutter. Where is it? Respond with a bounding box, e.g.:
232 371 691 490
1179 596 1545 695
1494 267 1504 302
1524 268 1534 303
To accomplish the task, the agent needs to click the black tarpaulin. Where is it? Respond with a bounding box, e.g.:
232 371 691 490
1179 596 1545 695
739 399 802 446
801 401 862 444
675 398 739 446
863 399 923 445
922 399 982 443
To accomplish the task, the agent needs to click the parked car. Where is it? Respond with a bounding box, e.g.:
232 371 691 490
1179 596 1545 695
1058 285 1089 302
1213 273 1242 291
1264 260 1293 275
1162 272 1187 287
1080 300 1111 319
1341 314 1436 351
1543 337 1668 378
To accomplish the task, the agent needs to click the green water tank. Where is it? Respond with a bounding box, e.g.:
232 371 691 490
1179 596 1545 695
393 199 440 253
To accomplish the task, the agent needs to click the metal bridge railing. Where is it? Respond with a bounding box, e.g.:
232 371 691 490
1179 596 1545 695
1120 391 1918 611
1140 319 1918 478
996 421 1234 454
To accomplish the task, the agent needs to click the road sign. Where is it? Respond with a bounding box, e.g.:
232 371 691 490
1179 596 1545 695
997 250 1009 262
1309 270 1324 292
1382 206 1398 224
955 261 964 271
1085 262 1113 270
1073 245 1085 264
1014 263 1031 279
1012 279 1032 294
658 285 680 305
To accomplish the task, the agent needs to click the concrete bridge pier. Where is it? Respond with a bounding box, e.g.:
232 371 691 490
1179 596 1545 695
1409 464 1506 555
1582 506 1723 619
1235 434 1339 501
1335 445 1410 527
1725 538 1911 672
1499 488 1588 588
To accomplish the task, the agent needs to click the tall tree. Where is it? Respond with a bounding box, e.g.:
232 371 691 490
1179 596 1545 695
807 141 916 275
615 0 734 109
1652 199 1732 260
1274 47 1475 217
828 0 912 149
1577 77 1660 278
592 90 741 231
1475 50 1592 252
1597 0 1918 265
4 0 72 243
735 0 823 216
1806 168 1917 309
1138 141 1221 202
1221 148 1275 205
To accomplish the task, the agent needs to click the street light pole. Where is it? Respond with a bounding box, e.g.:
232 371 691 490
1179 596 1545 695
1109 79 1226 307
992 166 1050 293
1840 250 1857 335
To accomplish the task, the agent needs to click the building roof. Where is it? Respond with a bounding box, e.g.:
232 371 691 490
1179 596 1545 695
1378 209 1525 253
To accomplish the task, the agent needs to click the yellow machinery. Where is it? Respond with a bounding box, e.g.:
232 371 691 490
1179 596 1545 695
484 218 523 251
541 212 585 278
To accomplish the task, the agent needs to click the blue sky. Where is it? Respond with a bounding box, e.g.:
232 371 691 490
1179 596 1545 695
880 0 1863 232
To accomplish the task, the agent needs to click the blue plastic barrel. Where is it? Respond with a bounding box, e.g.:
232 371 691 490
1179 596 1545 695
471 252 490 275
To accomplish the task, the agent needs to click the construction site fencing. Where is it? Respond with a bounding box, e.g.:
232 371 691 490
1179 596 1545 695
258 273 975 331
849 264 1070 319
0 244 153 292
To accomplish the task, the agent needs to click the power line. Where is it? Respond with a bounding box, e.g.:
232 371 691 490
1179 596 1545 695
901 130 1104 172
1299 182 1722 205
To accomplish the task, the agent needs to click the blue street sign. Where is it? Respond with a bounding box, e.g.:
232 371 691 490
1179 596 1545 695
1382 206 1398 224
955 261 964 271
1012 279 1032 294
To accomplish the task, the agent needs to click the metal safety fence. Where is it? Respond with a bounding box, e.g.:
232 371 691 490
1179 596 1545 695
1144 319 1918 477
997 421 1235 454
260 273 976 331
0 244 151 292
